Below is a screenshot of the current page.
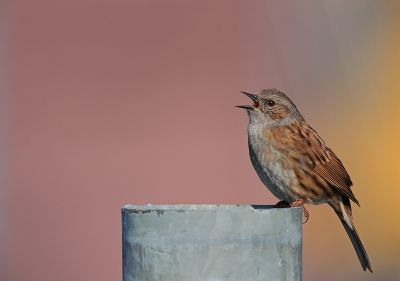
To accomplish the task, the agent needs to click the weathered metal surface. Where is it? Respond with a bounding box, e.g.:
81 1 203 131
122 204 302 281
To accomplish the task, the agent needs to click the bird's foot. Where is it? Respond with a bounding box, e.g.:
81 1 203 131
290 199 309 224
274 200 290 208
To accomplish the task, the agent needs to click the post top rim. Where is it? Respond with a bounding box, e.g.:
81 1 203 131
121 204 297 213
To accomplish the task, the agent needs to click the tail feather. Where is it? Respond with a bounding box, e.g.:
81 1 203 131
339 218 373 272
332 196 373 272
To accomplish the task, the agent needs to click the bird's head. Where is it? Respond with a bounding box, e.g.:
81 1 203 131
236 89 303 126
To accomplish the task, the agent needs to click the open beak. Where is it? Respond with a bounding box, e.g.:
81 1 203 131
236 92 259 110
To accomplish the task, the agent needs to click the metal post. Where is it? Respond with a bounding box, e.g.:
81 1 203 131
122 204 302 281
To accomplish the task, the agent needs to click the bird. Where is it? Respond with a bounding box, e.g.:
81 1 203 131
236 88 372 272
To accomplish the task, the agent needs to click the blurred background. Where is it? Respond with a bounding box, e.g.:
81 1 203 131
1 0 400 280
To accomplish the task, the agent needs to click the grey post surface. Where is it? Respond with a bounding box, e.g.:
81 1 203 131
122 204 302 281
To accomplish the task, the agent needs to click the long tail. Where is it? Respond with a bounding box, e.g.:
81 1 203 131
340 218 373 272
331 197 373 272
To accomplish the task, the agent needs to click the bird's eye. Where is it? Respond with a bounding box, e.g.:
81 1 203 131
268 100 275 107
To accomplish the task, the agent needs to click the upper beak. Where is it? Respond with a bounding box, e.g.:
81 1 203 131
236 91 258 110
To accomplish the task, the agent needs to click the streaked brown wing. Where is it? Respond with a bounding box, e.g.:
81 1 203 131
314 150 359 206
289 121 359 206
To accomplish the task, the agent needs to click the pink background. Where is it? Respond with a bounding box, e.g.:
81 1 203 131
1 1 400 280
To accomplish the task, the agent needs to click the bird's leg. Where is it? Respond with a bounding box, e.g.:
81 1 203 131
274 200 290 208
290 199 309 224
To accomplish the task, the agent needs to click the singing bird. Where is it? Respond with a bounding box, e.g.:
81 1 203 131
237 89 372 272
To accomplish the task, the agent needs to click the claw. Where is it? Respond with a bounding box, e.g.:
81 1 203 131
301 206 309 224
290 199 309 224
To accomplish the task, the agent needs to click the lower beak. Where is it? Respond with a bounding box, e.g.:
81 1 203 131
236 105 253 110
